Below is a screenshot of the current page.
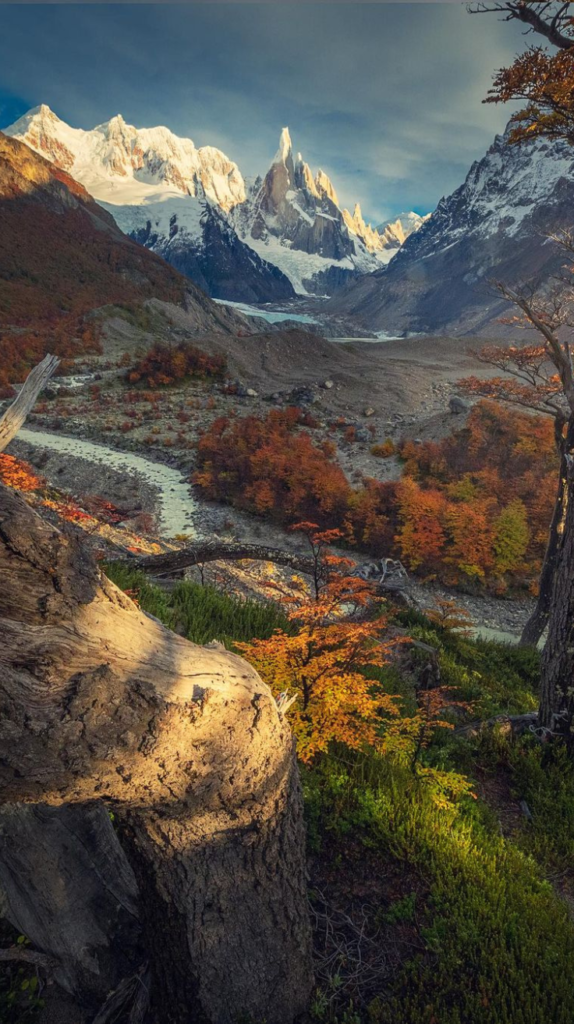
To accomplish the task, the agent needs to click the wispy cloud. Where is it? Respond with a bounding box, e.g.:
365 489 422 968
0 3 527 220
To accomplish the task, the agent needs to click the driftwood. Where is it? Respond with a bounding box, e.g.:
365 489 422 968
0 353 59 450
0 362 313 1023
135 543 410 594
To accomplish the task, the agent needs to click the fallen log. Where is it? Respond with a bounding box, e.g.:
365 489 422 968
134 543 411 595
454 712 539 739
135 540 318 578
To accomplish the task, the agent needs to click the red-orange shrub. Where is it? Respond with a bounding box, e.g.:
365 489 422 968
127 342 226 388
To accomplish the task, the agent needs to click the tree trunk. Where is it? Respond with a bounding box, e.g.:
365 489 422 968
520 446 567 646
539 417 574 741
0 483 313 1022
0 802 142 1008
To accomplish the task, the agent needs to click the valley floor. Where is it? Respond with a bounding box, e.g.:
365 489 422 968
5 319 535 640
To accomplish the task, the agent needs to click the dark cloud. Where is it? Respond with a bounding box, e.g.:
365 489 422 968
0 3 526 221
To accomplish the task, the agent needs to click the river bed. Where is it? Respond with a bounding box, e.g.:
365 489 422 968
17 428 197 538
14 428 533 646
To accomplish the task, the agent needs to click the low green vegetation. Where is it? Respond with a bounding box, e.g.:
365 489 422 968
306 744 574 1024
395 606 540 718
0 926 45 1024
471 731 574 874
105 563 290 646
97 567 574 1022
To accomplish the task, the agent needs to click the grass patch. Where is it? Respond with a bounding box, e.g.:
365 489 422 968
394 607 539 718
306 748 574 1024
104 562 290 647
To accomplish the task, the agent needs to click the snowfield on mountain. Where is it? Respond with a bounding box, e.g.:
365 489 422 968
4 106 425 302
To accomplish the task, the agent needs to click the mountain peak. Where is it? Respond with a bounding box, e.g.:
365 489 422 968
29 103 54 119
8 104 61 132
4 106 246 211
315 168 338 206
274 127 293 166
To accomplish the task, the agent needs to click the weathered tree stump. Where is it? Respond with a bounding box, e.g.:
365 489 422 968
0 482 313 1021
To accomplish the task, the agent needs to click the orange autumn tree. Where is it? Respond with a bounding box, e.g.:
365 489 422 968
238 524 401 762
127 341 226 388
471 2 574 145
396 402 555 587
460 339 568 643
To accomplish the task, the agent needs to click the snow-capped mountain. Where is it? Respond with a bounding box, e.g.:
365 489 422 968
340 206 429 263
4 105 294 303
5 104 246 209
235 128 393 294
375 212 431 259
0 131 243 336
328 128 574 335
112 197 294 303
4 106 425 303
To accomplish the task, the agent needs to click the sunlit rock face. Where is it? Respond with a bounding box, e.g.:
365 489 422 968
327 126 574 336
235 128 384 294
247 128 355 261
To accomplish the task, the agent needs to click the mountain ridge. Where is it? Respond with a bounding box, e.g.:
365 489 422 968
0 130 243 336
327 128 574 335
4 107 425 301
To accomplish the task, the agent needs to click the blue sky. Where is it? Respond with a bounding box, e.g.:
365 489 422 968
0 3 526 223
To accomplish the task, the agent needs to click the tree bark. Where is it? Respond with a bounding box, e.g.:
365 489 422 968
0 802 141 1007
0 483 313 1022
520 445 567 646
539 416 574 741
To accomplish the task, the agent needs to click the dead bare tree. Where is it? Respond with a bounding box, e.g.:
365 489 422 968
460 246 574 737
469 2 574 51
0 359 313 1023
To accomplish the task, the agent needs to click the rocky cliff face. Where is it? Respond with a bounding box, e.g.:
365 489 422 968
235 128 385 294
328 129 574 336
234 129 428 295
109 197 295 303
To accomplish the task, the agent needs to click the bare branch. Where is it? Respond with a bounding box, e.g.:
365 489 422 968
494 282 574 410
469 2 574 49
0 947 59 970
